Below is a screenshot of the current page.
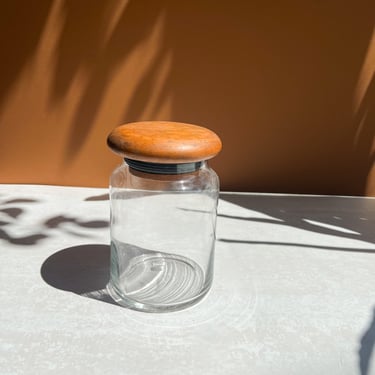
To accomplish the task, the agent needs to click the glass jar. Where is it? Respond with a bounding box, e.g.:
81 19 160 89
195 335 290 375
106 121 222 312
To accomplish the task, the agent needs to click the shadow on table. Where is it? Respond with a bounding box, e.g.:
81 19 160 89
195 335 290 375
360 308 375 375
0 195 109 246
219 193 375 252
220 193 375 374
84 194 109 201
40 244 118 306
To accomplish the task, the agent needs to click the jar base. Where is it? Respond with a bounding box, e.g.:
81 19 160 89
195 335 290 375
107 254 211 313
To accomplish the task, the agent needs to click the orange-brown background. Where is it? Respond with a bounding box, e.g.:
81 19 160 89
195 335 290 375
1 0 374 195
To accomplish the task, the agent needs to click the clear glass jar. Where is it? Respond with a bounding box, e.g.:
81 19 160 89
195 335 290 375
106 121 221 312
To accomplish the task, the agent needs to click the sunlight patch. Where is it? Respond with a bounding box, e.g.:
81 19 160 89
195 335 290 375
303 219 360 235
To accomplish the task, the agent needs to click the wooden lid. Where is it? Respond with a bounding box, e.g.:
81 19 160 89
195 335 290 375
107 121 222 163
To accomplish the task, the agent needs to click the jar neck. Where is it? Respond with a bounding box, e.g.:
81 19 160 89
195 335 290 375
124 158 204 175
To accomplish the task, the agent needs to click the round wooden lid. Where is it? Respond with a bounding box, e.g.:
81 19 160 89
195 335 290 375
107 121 222 163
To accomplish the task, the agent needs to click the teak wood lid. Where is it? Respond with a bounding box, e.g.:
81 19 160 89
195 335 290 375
107 121 222 163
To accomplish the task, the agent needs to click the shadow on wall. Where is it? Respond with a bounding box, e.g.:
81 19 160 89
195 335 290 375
354 73 375 195
50 0 166 163
157 1 375 195
0 1 374 194
0 0 53 112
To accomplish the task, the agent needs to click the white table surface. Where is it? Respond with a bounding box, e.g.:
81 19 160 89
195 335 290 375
1 184 375 375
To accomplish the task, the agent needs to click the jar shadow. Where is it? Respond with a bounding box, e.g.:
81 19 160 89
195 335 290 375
40 244 119 306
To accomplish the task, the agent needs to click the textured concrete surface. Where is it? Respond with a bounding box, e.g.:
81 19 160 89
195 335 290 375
1 185 375 374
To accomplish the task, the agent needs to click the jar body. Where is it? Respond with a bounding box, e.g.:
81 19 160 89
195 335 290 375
107 161 219 312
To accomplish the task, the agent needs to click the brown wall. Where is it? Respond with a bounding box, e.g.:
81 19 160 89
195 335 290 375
1 0 374 195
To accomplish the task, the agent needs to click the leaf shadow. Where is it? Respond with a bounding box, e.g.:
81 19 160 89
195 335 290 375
0 196 108 246
0 0 53 115
54 0 166 163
